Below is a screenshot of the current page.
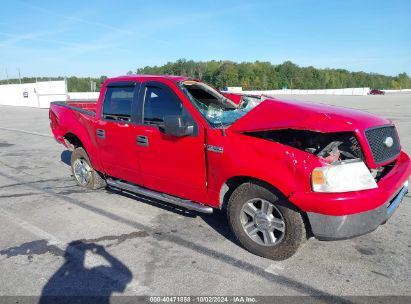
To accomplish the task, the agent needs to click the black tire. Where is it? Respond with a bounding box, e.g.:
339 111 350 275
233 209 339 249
227 181 305 260
70 147 106 190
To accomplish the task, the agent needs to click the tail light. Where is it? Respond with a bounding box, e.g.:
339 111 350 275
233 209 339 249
49 110 59 129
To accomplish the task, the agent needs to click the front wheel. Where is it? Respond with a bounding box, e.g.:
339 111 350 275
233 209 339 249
227 182 306 260
71 147 106 190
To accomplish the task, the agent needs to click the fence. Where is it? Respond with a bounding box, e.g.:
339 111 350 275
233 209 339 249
67 92 100 101
225 87 371 96
1 84 408 109
0 80 67 108
381 89 411 94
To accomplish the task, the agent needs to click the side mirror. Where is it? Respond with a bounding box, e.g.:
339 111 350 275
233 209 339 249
163 115 194 137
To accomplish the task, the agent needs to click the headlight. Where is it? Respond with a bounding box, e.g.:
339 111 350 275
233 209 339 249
312 160 377 192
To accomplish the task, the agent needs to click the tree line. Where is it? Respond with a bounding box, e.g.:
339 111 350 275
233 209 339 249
1 60 410 91
131 59 411 90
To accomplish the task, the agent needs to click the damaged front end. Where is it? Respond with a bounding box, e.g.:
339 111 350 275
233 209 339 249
245 129 395 188
245 129 364 163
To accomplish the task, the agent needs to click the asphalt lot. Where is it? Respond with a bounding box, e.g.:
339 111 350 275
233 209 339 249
0 93 410 300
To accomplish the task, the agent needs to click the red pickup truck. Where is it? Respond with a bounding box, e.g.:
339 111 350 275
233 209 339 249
49 75 410 260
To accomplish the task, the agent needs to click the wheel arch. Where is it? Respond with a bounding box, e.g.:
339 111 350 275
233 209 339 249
63 131 103 174
64 132 85 150
219 176 313 237
219 176 288 210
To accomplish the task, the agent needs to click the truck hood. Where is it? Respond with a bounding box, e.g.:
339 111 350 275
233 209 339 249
229 98 390 133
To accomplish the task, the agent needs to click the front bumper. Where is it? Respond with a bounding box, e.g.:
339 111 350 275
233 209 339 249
289 150 411 240
289 151 411 216
307 182 408 240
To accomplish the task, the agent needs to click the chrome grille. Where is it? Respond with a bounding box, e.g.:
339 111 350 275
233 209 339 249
364 126 400 164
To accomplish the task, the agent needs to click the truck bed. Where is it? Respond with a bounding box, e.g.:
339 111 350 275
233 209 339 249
50 101 97 116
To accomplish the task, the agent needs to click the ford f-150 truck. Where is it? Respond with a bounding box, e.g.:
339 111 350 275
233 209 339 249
49 75 410 260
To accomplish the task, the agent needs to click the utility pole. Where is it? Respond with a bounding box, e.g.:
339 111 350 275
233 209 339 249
18 68 22 84
5 68 9 84
36 77 40 108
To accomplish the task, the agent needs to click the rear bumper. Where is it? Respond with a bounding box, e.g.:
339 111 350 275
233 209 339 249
307 182 408 240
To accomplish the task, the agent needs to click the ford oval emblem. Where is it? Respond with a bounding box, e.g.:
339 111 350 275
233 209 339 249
384 136 394 148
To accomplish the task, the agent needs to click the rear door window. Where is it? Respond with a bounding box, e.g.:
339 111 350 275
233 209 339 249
102 86 134 122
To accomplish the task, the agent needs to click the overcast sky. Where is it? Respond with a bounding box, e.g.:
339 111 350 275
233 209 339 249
1 0 410 78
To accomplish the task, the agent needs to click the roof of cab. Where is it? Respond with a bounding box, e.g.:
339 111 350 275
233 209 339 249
107 75 190 83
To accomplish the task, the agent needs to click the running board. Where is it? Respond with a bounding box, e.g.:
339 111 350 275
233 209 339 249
106 178 213 214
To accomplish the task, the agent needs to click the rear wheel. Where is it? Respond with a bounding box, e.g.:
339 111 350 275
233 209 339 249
227 182 306 260
71 147 106 189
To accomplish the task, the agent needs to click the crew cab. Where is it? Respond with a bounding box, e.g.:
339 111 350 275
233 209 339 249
49 75 410 260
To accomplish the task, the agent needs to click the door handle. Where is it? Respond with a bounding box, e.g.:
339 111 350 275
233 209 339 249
96 129 105 139
136 135 149 147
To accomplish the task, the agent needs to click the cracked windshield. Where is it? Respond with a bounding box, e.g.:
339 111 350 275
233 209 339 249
179 80 262 127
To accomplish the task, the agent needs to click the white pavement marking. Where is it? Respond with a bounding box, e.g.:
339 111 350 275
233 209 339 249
0 209 150 295
0 126 52 138
265 263 285 275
